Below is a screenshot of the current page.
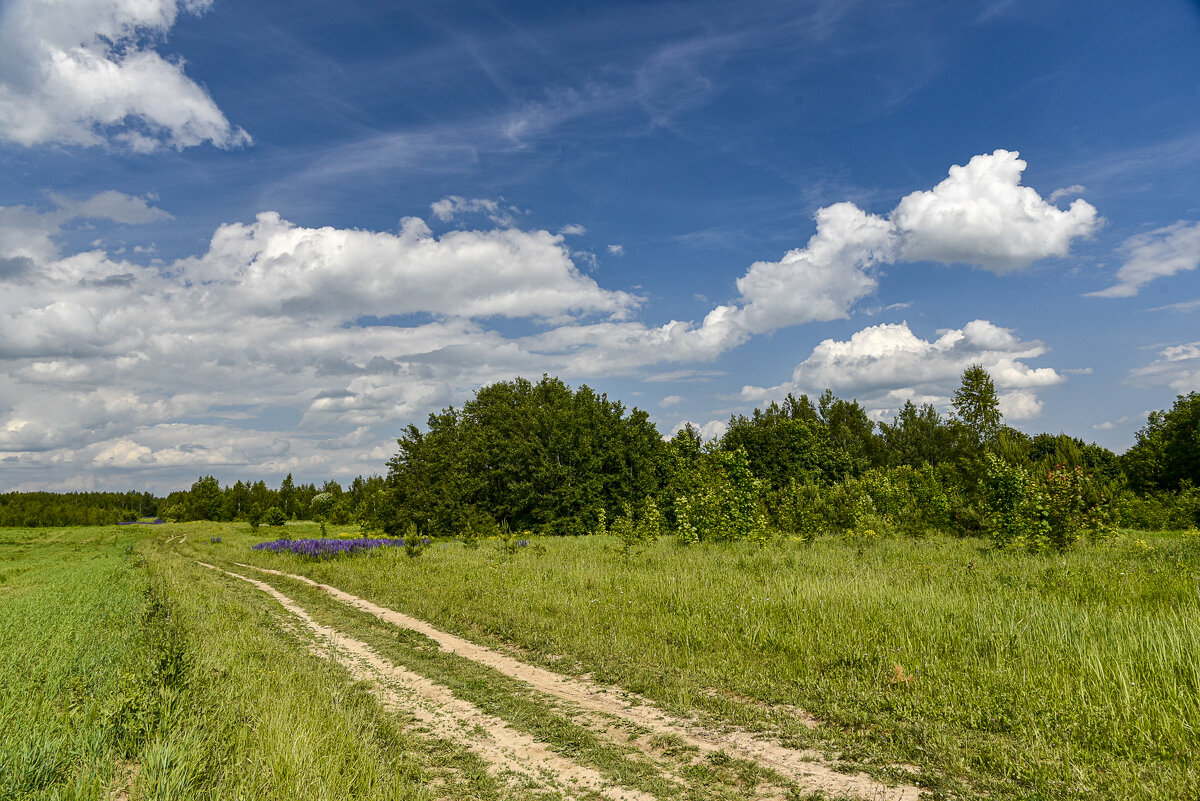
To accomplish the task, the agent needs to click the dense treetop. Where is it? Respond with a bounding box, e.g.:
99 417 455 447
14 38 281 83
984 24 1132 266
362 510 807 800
383 375 665 536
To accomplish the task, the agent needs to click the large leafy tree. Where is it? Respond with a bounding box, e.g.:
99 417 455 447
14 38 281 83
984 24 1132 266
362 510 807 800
1123 392 1200 492
720 398 848 488
880 400 966 468
186 475 223 521
817 390 884 475
384 375 666 535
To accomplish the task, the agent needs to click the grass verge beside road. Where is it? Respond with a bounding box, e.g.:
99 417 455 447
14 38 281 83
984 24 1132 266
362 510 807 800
0 524 502 801
210 522 1200 800
4 520 1198 799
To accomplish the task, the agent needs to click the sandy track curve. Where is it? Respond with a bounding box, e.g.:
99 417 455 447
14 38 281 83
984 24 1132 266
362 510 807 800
237 562 924 801
199 561 653 801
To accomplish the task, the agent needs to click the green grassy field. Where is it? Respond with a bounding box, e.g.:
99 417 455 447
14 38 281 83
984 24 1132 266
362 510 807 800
0 525 511 801
3 521 1198 800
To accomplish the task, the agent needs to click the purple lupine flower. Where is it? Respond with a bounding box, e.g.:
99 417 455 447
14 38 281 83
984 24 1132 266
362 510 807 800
251 537 405 559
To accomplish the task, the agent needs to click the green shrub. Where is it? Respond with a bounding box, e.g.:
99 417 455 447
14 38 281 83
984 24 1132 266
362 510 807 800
747 509 774 549
984 455 1114 552
495 521 524 557
593 507 608 537
983 453 1042 550
775 479 826 543
635 496 663 544
1040 464 1114 550
1118 482 1200 530
672 448 761 544
404 522 425 559
459 521 481 549
612 503 637 558
613 497 663 559
823 476 876 533
263 507 286 527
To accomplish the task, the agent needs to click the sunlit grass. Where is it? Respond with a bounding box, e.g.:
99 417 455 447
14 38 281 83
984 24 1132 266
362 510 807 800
213 522 1200 800
0 524 503 800
6 520 1197 799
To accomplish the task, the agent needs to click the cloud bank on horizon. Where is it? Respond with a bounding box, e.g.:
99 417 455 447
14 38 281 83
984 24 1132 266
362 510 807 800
1 0 1198 491
0 151 1101 487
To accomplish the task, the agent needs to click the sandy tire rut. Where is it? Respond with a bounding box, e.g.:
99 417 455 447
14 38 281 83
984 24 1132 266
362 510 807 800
206 559 924 800
199 561 651 801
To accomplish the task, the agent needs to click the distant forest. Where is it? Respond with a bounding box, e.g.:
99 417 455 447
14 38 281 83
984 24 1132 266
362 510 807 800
0 475 387 529
0 491 159 528
4 370 1198 548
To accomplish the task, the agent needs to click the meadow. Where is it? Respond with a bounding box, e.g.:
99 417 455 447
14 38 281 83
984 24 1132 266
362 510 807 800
0 525 516 801
3 521 1198 800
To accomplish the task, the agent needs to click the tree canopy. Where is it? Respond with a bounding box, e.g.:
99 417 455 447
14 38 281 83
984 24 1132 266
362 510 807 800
383 375 665 536
1122 392 1200 492
15 367 1194 538
952 363 1002 445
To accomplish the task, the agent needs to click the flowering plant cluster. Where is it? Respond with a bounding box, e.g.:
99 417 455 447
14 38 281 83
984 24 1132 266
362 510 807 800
252 537 417 558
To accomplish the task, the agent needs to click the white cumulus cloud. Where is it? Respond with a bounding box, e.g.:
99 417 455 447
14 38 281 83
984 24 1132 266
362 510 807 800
662 149 1098 345
740 319 1063 421
891 150 1098 272
176 212 636 322
0 0 248 150
733 201 896 333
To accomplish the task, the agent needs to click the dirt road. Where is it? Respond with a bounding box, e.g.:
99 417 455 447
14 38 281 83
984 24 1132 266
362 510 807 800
204 559 925 800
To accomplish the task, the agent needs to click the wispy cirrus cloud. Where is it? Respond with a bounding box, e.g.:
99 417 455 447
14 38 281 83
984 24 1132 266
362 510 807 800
1087 221 1200 298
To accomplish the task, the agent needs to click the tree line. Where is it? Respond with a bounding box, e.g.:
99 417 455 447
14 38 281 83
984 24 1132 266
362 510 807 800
0 491 159 528
377 372 1200 550
156 473 389 527
5 373 1197 546
0 475 389 529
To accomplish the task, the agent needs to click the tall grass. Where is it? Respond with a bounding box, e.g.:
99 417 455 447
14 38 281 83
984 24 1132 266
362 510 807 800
0 525 504 800
8 521 1195 798
221 523 1200 800
0 527 145 798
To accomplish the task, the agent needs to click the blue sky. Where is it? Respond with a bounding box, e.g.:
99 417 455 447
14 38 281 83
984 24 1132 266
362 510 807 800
2 0 1199 492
